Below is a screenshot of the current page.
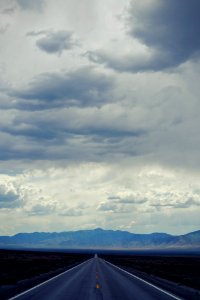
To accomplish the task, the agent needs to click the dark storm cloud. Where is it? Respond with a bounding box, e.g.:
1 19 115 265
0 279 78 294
0 109 145 162
0 119 144 161
89 0 200 72
1 124 59 141
16 0 45 11
1 61 146 162
129 0 200 68
0 129 51 161
29 30 76 55
11 67 114 109
3 126 144 140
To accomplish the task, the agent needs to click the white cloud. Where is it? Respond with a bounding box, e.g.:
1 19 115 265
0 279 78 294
0 163 200 235
0 180 20 208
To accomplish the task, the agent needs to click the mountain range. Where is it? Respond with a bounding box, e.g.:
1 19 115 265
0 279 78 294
0 228 200 249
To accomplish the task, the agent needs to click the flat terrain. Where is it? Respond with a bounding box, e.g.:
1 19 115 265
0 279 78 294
0 249 92 299
100 253 200 290
0 256 195 300
0 249 92 285
0 249 200 300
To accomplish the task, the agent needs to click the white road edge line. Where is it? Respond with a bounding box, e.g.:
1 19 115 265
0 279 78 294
9 258 92 300
104 259 183 300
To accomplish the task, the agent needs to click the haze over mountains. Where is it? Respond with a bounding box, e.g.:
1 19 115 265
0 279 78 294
0 228 200 250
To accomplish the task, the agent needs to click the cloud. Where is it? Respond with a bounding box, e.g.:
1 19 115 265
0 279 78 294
97 202 117 212
129 0 200 67
107 196 121 201
0 3 15 34
97 194 146 213
28 30 76 55
118 198 146 204
0 173 58 215
0 64 199 166
0 181 21 208
0 99 147 161
151 200 200 210
1 7 16 15
174 198 200 209
16 0 45 12
59 207 83 217
26 203 54 216
88 0 200 72
10 67 114 109
150 193 200 210
0 163 200 234
0 0 200 235
0 116 144 162
27 30 48 36
108 195 147 205
0 25 9 34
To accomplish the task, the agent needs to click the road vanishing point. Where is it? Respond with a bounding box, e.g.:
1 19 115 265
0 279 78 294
9 255 186 300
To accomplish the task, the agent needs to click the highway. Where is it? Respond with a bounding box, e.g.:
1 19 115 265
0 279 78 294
9 256 185 300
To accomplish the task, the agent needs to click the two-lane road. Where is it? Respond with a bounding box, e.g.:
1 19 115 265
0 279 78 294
9 256 188 300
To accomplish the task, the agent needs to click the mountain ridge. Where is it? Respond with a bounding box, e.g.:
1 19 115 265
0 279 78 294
0 228 200 249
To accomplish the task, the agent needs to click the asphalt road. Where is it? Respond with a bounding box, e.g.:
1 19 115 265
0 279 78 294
9 256 185 300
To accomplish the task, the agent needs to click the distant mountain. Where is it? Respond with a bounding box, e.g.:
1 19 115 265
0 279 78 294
0 228 200 249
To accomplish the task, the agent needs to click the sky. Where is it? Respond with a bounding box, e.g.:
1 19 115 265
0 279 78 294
0 0 200 235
